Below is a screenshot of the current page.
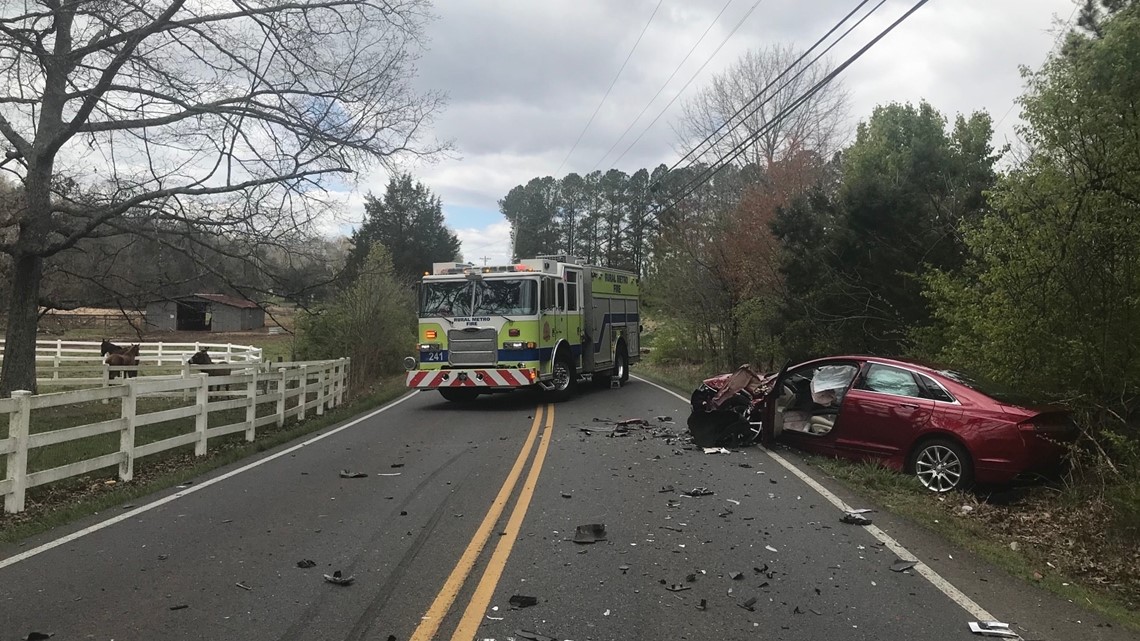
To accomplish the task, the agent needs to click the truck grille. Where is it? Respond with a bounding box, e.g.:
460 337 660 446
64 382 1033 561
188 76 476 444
448 328 497 366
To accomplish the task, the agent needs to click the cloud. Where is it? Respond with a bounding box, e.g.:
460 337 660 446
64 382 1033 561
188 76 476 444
346 0 1081 261
454 220 514 267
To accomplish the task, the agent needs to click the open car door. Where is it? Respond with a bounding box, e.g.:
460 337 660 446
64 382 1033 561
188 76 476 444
760 361 792 446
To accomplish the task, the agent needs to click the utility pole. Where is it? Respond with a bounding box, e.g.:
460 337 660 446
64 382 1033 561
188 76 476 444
480 256 491 266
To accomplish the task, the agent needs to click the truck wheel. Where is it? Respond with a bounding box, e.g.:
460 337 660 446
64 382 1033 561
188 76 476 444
439 388 479 403
614 342 630 384
549 351 576 402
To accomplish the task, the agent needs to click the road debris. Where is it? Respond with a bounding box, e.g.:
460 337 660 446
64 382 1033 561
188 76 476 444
234 582 253 591
297 559 317 568
390 463 405 468
658 484 675 493
697 598 708 610
619 565 630 574
617 418 649 426
572 523 607 544
738 596 757 612
682 487 714 497
657 416 674 422
702 447 732 454
339 470 368 478
169 604 189 611
890 559 918 573
765 545 778 553
840 512 873 525
376 473 402 477
509 594 538 609
323 570 355 586
515 630 556 641
730 572 743 580
665 584 691 592
23 633 54 640
560 492 572 498
967 621 1019 638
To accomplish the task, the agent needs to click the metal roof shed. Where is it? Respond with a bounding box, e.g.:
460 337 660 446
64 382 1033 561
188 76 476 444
145 294 264 332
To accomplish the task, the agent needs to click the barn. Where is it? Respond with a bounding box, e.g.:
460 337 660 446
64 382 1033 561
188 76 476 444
146 294 265 332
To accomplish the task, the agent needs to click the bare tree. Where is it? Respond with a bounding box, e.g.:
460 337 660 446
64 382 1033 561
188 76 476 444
0 0 446 394
674 44 849 169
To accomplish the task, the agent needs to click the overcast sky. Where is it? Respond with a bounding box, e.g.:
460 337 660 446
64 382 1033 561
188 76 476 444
341 0 1079 265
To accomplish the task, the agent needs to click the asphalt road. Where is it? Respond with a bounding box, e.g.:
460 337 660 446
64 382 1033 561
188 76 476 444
0 377 1135 641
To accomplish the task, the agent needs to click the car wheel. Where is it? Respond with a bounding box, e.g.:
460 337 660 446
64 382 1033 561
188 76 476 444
912 438 973 492
439 388 479 403
549 351 577 402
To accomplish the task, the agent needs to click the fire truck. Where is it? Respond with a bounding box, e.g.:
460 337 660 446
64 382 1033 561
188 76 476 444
404 255 641 402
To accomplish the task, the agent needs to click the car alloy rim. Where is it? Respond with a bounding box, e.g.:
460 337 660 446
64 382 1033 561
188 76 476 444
915 445 961 492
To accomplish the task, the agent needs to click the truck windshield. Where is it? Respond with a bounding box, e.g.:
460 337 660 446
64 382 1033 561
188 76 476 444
421 281 473 317
420 279 538 317
475 279 537 315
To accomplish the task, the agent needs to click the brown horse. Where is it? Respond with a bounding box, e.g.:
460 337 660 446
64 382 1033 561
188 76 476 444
188 348 231 390
101 339 125 359
106 344 140 379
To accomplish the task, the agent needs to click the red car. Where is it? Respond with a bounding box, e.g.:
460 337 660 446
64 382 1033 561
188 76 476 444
692 356 1076 492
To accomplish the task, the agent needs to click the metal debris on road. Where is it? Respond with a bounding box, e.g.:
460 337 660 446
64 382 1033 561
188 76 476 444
339 470 368 478
297 559 317 568
561 492 572 498
730 572 743 580
738 463 753 468
841 512 873 525
377 473 402 476
234 582 252 591
323 570 355 586
390 463 405 468
509 595 538 609
617 418 649 426
967 621 1020 638
619 565 630 574
665 584 691 592
682 487 714 497
702 447 732 454
169 604 189 611
738 596 757 612
572 523 607 544
765 545 778 553
656 416 674 422
890 559 918 573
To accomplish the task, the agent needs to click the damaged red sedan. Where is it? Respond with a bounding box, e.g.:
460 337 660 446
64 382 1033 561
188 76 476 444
689 356 1076 492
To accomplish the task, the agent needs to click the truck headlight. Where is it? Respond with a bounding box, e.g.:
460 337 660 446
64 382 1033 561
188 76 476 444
502 341 536 350
418 343 441 351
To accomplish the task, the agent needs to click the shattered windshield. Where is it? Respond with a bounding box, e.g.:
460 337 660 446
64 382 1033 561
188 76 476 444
420 281 473 317
474 279 537 316
420 279 538 317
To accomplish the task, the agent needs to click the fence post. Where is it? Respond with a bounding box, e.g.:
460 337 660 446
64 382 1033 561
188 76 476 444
340 357 350 405
4 390 32 514
316 365 326 417
195 374 209 456
245 367 257 442
53 339 62 380
181 360 192 401
276 368 287 428
101 362 111 404
119 379 137 482
157 342 165 367
298 364 309 421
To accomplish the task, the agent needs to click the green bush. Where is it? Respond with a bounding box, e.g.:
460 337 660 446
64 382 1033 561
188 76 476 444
295 245 415 393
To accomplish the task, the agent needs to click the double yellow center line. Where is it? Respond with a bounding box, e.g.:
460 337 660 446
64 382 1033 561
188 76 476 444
410 404 555 641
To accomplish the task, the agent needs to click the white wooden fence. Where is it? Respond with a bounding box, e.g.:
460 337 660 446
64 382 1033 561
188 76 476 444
0 341 351 514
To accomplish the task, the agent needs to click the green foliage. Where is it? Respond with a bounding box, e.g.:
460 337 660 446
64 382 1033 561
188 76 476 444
774 102 998 357
296 246 415 390
921 5 1140 408
346 174 461 283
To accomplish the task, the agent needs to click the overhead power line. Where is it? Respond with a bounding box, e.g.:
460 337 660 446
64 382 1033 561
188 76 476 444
588 0 736 174
555 0 664 176
606 0 767 170
655 0 933 219
667 0 883 175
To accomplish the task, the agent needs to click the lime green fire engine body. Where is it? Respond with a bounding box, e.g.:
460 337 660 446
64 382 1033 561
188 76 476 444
404 255 640 401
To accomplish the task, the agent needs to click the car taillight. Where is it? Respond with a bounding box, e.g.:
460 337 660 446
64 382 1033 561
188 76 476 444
1018 418 1077 434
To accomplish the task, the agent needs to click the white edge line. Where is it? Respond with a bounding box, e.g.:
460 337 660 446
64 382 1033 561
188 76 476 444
0 391 420 571
633 374 997 622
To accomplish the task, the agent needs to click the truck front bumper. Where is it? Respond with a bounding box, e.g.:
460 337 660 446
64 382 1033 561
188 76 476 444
406 368 538 389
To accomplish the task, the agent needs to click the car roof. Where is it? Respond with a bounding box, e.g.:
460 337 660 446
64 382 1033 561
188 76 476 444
795 355 946 377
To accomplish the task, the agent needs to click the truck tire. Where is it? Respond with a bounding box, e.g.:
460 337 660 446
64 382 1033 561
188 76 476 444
614 342 630 384
439 388 479 403
549 350 577 402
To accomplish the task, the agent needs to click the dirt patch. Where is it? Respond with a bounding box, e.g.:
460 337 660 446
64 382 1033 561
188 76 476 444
939 487 1140 608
